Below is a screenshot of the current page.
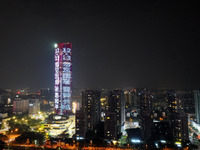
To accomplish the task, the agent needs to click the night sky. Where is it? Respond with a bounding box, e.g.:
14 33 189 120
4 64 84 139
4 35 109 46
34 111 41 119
0 0 200 90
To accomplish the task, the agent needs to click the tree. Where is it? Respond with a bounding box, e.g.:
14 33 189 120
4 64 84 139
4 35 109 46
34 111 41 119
0 140 5 149
14 132 45 145
27 118 41 126
0 134 8 141
8 123 30 134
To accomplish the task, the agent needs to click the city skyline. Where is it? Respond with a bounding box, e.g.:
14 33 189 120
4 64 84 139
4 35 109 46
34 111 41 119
0 1 200 90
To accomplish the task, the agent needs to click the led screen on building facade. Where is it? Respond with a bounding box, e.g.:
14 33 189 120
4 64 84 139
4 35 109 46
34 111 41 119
55 42 72 115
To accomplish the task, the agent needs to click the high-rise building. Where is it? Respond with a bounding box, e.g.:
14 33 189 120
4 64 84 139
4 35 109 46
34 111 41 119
166 90 179 114
105 90 125 137
104 111 117 139
75 90 101 139
54 42 72 115
170 112 189 142
13 99 29 114
0 89 11 105
75 110 86 139
82 90 101 132
151 122 173 142
124 89 138 109
194 90 200 123
130 89 139 109
124 91 131 108
138 88 153 117
29 99 40 116
40 88 54 101
176 90 194 115
165 90 189 142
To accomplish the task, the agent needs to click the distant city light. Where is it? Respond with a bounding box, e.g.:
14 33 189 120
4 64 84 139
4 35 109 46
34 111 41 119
72 102 77 113
112 140 117 145
160 140 166 143
175 141 182 148
54 43 57 48
54 115 62 120
8 98 11 104
131 139 141 143
15 128 18 132
155 143 158 148
76 137 84 140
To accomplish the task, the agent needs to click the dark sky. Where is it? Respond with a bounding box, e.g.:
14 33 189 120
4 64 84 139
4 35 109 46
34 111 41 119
0 0 200 90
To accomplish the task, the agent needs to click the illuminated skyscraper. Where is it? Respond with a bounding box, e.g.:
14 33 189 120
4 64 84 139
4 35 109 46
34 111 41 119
194 90 200 123
54 42 72 115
